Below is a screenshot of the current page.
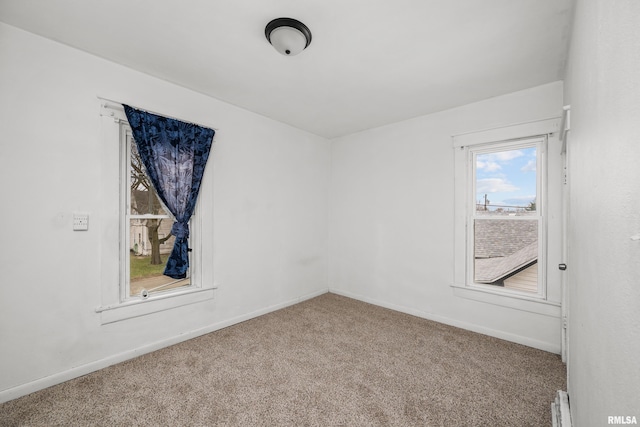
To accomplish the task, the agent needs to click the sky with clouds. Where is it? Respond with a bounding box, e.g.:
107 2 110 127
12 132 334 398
475 146 537 210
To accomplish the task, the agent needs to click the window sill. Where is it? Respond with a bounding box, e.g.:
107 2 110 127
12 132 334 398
450 283 561 317
96 287 214 324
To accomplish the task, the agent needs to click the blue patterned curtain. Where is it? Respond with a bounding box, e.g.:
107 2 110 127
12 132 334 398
123 105 215 279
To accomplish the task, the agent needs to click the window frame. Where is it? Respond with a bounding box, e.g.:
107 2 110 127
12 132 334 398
97 100 214 324
466 136 546 299
120 126 201 302
451 118 563 315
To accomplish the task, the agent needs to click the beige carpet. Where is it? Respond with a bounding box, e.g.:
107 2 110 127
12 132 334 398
0 293 566 426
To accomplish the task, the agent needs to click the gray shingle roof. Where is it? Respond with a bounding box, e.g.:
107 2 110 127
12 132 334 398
475 242 537 283
474 219 538 284
474 219 537 258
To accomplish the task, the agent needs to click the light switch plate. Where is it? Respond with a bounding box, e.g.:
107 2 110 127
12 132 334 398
73 213 89 231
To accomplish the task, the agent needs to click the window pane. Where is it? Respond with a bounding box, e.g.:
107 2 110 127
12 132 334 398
474 219 538 292
475 147 537 216
128 219 190 297
128 139 189 297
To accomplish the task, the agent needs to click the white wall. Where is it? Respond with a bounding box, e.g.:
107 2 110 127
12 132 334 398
0 23 330 401
563 0 640 423
6 14 617 408
329 81 565 353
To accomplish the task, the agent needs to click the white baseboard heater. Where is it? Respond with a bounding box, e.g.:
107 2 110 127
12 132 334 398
552 390 572 427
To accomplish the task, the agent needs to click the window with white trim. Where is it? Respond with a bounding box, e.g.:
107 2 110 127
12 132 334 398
469 137 545 297
452 118 565 311
97 100 214 324
121 125 199 300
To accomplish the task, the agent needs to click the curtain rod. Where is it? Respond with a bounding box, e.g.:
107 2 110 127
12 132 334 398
97 96 218 131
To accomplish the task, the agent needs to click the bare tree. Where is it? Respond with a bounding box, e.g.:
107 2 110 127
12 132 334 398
130 143 172 265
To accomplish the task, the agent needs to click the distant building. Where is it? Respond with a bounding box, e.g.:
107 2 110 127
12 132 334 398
130 219 175 256
130 189 175 256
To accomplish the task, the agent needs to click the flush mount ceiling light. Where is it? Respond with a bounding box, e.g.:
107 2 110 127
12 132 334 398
265 18 312 56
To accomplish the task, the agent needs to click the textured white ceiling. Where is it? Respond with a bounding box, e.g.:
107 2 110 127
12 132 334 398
0 0 574 138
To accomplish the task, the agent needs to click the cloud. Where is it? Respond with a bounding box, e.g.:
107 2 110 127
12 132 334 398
476 178 519 194
477 160 501 172
477 150 524 172
521 159 536 172
492 150 524 162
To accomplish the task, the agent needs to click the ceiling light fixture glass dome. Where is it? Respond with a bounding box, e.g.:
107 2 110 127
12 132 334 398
265 18 312 56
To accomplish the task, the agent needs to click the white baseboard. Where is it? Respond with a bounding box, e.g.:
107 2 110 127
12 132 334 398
329 288 561 354
0 288 328 404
